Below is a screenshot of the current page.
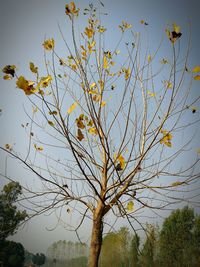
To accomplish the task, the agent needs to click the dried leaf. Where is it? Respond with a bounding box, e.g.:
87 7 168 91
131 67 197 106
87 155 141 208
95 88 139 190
77 129 84 141
48 121 55 126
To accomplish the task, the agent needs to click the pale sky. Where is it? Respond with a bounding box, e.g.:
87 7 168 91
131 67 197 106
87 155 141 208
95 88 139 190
0 0 200 254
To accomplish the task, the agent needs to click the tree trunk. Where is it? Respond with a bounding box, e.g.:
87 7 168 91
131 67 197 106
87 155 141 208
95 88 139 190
88 210 103 267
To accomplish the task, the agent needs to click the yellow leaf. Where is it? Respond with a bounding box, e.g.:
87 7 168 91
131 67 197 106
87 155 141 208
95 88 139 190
76 115 85 129
197 148 200 154
92 94 101 102
98 26 106 33
122 21 132 29
115 50 120 55
4 144 12 151
29 62 38 74
147 90 156 97
164 80 172 89
69 63 77 71
147 55 151 63
2 65 16 77
84 27 94 38
87 119 93 127
90 82 96 89
49 110 58 115
171 181 183 187
39 75 52 88
32 106 38 113
127 201 134 212
3 75 12 80
48 121 55 126
16 76 38 95
43 38 55 51
88 127 98 135
103 56 109 69
34 144 43 151
67 102 77 114
110 61 115 66
160 58 168 64
191 106 197 113
192 66 200 73
194 75 200 80
173 23 180 33
77 129 84 141
101 101 106 107
65 2 79 18
140 20 145 24
124 68 131 80
160 129 173 147
88 40 96 54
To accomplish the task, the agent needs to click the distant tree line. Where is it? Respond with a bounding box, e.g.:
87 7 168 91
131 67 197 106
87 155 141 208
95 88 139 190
44 206 200 267
100 206 200 267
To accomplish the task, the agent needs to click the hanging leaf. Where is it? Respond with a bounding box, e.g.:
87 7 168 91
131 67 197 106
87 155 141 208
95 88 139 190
127 201 134 212
4 144 12 151
194 75 200 80
77 129 84 141
2 65 16 78
84 27 94 38
48 121 55 127
192 66 200 73
124 68 131 80
43 38 55 51
3 75 12 80
160 129 173 147
88 127 98 135
34 144 43 151
103 56 109 69
147 54 151 63
29 62 38 74
171 181 184 187
49 110 58 115
67 102 77 114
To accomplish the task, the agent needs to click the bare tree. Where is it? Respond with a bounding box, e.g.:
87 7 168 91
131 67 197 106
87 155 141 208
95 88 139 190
1 2 200 267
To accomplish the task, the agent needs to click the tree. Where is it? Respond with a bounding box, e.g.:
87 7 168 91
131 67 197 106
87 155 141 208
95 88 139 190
130 233 140 267
0 240 25 267
100 227 130 267
0 182 27 241
159 206 195 267
140 224 157 267
1 2 200 267
32 253 46 267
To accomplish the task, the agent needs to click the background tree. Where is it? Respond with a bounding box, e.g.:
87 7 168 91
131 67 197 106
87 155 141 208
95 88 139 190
0 181 27 241
0 240 25 267
32 253 46 267
100 227 130 267
130 233 140 267
140 224 157 267
158 206 195 267
1 2 200 267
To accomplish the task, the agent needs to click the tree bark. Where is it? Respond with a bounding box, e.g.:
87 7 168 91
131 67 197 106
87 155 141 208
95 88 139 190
88 209 103 267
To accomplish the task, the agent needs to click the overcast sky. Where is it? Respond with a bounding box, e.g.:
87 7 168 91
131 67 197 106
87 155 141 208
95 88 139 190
0 0 200 254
